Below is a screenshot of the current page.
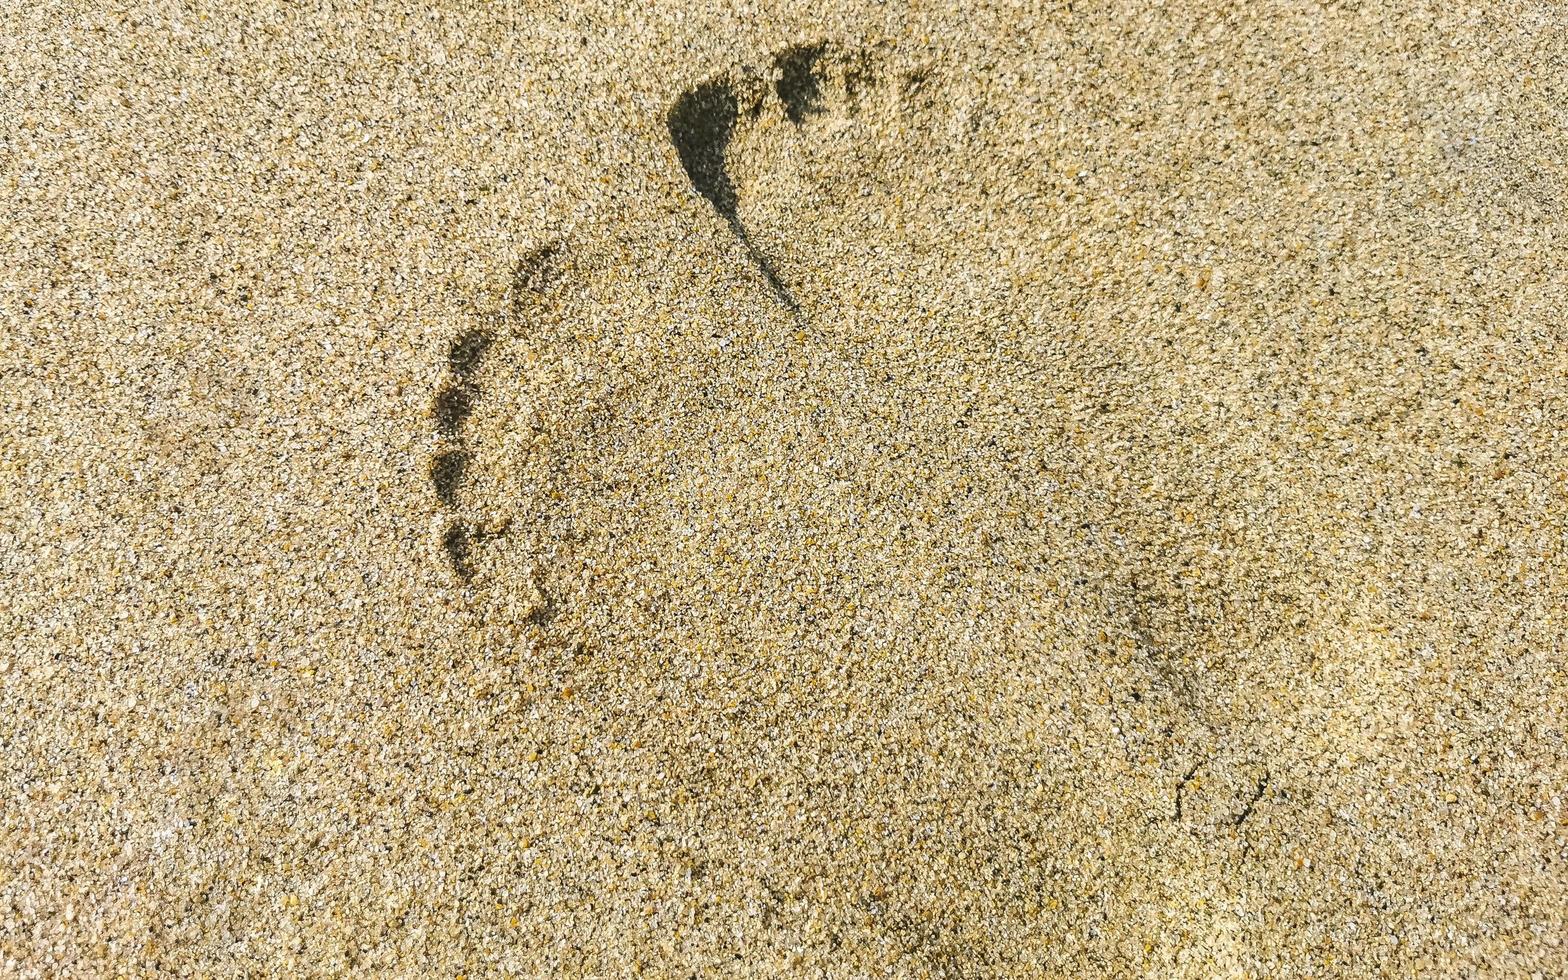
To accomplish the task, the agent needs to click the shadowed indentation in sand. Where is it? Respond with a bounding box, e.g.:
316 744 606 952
441 520 471 579
667 41 934 316
429 243 564 583
433 384 476 437
668 79 797 311
430 450 468 508
447 329 492 376
434 330 491 436
775 43 828 123
511 241 563 301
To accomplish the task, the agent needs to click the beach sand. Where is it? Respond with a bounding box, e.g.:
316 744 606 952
3 0 1566 974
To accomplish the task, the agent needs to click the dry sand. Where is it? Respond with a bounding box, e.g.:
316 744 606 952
3 0 1567 975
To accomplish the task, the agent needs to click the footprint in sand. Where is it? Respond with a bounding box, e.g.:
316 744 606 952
413 36 1393 965
406 31 1501 969
428 38 1319 728
427 39 1185 706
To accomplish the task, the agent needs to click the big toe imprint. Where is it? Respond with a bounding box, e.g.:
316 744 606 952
669 40 952 315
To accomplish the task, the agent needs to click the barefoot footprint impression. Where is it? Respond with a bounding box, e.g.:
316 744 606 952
404 31 1518 967
428 39 1160 688
420 38 1339 961
428 32 1313 736
432 30 1302 832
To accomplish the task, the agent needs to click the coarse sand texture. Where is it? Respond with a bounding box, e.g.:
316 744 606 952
3 0 1566 976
